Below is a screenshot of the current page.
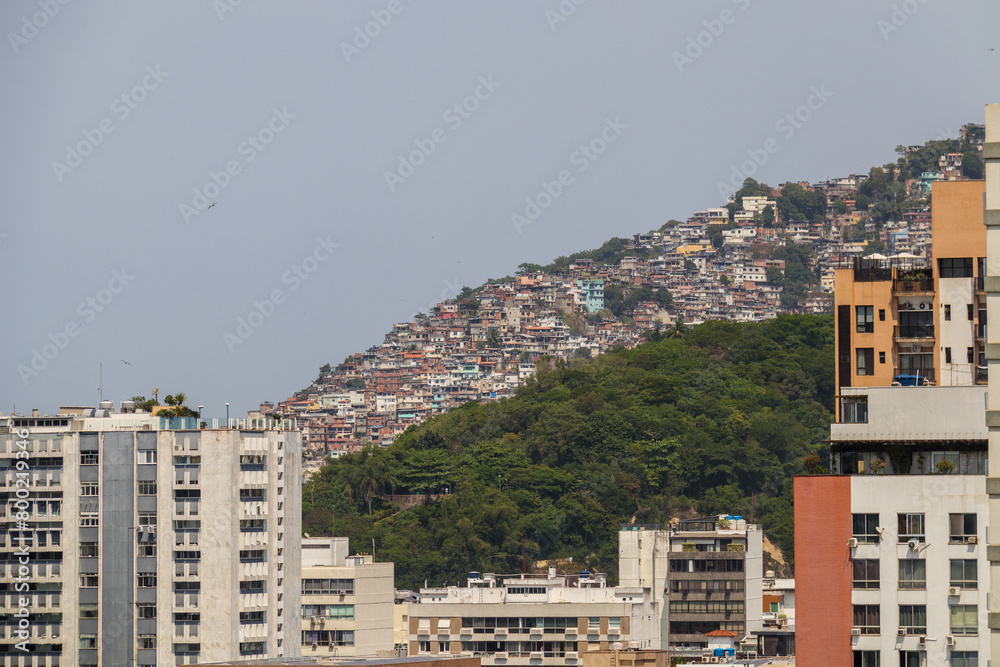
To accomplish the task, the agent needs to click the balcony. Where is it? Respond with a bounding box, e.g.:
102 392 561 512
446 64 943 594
892 367 935 383
893 277 934 294
894 325 934 340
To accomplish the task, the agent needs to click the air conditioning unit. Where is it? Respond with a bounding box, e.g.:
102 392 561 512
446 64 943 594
919 302 928 310
848 538 859 548
918 636 927 646
947 635 956 647
907 539 919 550
311 642 318 650
897 628 907 636
968 535 978 544
851 628 862 636
949 587 961 596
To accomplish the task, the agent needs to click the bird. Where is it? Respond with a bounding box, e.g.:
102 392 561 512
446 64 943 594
208 203 217 209
121 360 131 366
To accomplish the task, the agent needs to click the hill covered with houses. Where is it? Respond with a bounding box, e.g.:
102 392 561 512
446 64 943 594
269 123 986 468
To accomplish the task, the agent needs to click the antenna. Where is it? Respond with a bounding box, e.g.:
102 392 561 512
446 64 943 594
99 362 103 403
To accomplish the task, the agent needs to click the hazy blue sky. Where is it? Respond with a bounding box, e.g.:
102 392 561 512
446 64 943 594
2 1 998 417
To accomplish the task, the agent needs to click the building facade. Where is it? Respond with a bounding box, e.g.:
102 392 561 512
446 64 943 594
0 404 302 666
796 385 989 666
301 536 395 657
405 570 660 666
618 519 763 651
833 179 987 390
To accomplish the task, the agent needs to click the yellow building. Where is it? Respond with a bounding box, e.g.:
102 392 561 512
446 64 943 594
833 180 986 394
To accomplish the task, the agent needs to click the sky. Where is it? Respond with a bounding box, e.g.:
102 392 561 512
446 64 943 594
2 1 999 418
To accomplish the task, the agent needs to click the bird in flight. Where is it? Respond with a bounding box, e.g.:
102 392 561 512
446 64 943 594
121 360 131 366
208 203 217 209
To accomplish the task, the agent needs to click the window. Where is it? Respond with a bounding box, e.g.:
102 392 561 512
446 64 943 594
138 449 157 464
951 652 979 667
950 514 977 543
853 650 879 667
968 304 974 321
842 398 869 424
899 652 921 667
81 483 98 496
897 513 924 542
879 351 885 364
940 257 973 278
418 640 431 653
951 605 978 635
137 574 157 588
138 511 156 527
968 347 975 363
852 514 880 543
856 306 874 333
852 605 879 634
856 348 875 376
852 559 879 589
81 574 98 588
898 559 925 590
898 605 926 634
240 549 266 562
138 481 157 495
946 348 953 364
879 309 885 321
945 304 952 321
240 642 265 655
138 544 157 557
588 617 600 629
137 604 156 619
138 635 156 649
80 453 98 465
79 603 99 618
951 559 978 589
79 542 98 558
80 634 98 649
240 580 266 594
240 611 266 623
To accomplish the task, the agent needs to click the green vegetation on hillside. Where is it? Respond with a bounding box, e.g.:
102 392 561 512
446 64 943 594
302 315 833 589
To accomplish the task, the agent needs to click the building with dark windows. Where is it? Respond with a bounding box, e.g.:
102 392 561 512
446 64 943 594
0 403 302 666
795 384 988 666
833 179 987 390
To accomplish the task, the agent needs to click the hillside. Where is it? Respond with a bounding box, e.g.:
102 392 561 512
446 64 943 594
302 314 833 589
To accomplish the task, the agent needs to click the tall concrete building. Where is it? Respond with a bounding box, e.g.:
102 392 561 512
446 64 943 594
301 537 395 657
619 519 763 652
0 404 302 666
834 179 987 390
984 102 1000 667
796 385 988 666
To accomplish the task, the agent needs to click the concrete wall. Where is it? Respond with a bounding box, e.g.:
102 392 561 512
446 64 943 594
832 385 987 441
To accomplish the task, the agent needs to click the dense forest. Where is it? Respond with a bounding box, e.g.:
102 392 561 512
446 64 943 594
302 315 834 590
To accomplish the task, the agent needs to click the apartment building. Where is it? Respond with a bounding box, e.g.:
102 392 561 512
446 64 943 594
833 179 987 390
405 570 660 666
301 537 395 657
618 519 763 652
795 385 989 667
0 403 302 666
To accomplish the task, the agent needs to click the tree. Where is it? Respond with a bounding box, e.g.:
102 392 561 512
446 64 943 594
962 151 984 179
832 200 848 215
758 205 774 227
854 193 869 211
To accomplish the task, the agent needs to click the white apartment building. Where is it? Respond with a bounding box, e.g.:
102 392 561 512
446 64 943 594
0 403 302 666
797 384 989 666
406 570 660 666
301 537 395 657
